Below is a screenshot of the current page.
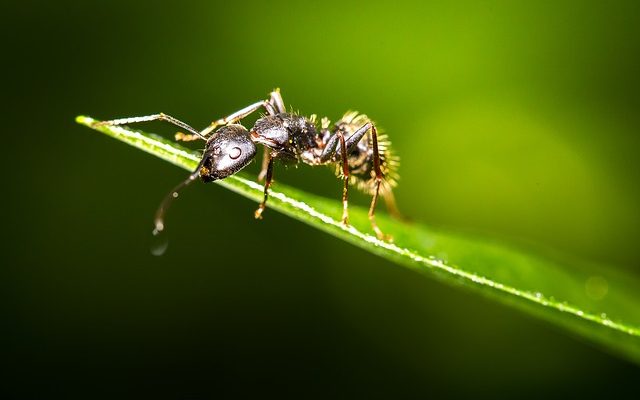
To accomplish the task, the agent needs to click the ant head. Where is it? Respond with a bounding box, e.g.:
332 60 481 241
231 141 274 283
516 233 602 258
199 124 257 182
251 115 289 149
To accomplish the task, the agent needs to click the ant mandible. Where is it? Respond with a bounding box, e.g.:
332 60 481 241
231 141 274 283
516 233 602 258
96 89 401 240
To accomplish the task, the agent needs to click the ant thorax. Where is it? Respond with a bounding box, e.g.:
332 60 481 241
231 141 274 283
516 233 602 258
251 113 321 163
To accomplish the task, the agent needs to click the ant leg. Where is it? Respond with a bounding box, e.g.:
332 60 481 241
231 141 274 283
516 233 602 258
201 88 288 136
256 88 283 182
269 88 286 113
383 190 408 222
182 91 284 140
337 132 350 225
258 147 270 182
199 89 286 139
254 156 274 219
368 124 390 240
200 100 271 136
316 131 350 224
319 133 340 162
95 113 205 140
344 121 372 150
319 121 373 162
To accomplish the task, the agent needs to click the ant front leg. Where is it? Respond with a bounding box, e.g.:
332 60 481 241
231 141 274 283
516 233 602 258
95 113 205 140
258 147 270 181
176 103 269 142
257 88 284 182
254 156 274 219
199 88 287 138
269 88 286 113
200 100 272 137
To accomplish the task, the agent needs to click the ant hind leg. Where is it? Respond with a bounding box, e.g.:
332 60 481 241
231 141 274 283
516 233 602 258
382 190 409 222
368 124 392 241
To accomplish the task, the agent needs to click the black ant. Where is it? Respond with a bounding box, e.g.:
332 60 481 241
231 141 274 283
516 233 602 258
95 89 401 240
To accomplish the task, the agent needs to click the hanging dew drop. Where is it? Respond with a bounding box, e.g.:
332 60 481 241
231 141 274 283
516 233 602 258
149 171 199 257
150 227 169 256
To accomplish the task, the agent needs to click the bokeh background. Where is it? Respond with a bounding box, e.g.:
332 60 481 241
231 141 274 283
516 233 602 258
4 0 639 397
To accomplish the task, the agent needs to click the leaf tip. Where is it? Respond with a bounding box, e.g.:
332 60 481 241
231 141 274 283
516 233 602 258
75 115 95 126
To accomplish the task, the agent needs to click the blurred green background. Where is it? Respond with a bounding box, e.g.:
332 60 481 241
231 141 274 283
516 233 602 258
3 0 639 397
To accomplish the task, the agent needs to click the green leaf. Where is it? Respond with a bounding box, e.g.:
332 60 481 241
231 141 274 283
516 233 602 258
76 115 640 364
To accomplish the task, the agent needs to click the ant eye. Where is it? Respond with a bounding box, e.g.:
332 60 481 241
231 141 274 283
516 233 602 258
229 146 242 160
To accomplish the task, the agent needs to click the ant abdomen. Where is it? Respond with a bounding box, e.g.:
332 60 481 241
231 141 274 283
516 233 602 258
332 111 399 196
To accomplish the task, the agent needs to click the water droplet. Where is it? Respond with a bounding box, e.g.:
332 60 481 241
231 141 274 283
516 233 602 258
600 312 607 319
535 292 542 299
150 228 169 256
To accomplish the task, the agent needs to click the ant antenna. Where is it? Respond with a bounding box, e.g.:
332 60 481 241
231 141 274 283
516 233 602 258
153 170 200 236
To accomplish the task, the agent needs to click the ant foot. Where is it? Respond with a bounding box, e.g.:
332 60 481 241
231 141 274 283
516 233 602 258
254 206 265 220
372 225 393 242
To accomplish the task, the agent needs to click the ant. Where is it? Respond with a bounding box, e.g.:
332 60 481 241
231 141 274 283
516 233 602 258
95 89 401 240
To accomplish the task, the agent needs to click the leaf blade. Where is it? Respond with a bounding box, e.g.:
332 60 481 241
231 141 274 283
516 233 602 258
76 115 640 364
